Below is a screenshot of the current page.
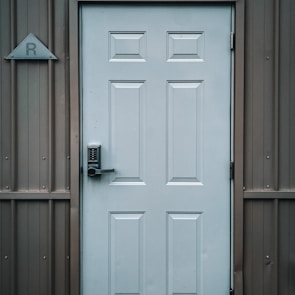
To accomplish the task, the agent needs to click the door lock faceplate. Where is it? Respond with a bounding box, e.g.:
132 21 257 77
87 144 115 177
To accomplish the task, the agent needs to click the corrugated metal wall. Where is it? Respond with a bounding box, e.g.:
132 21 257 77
0 0 70 193
0 201 70 295
0 0 295 294
0 0 71 294
244 0 295 294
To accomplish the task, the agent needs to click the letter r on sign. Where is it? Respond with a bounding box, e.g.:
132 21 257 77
26 43 37 56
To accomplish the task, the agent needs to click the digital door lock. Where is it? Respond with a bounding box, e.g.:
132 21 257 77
87 144 115 177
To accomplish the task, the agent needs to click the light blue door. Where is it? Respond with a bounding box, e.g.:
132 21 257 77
81 4 232 295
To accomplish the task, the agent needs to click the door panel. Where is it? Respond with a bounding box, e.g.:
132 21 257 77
81 4 232 295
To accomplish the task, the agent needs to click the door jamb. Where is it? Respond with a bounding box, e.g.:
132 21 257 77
69 1 245 295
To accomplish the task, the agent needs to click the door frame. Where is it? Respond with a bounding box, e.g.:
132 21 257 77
69 1 245 295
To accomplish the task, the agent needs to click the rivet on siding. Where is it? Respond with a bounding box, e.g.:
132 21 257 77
265 255 271 265
42 156 46 160
67 256 70 260
266 56 270 60
4 256 8 260
5 186 9 189
43 256 47 260
42 185 46 189
266 184 270 188
66 186 70 190
67 156 71 160
5 156 8 160
243 186 246 191
266 155 270 159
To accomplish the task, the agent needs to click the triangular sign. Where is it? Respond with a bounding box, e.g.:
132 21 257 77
5 33 57 60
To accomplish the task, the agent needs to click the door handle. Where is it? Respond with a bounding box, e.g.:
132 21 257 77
88 167 115 177
87 144 115 177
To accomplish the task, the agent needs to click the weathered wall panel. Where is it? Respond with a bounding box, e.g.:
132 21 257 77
0 0 12 192
244 0 275 191
244 200 276 295
0 201 12 295
243 0 295 294
245 0 295 191
279 0 295 190
0 200 70 295
0 0 70 193
279 201 295 294
0 0 71 294
16 63 49 191
53 0 71 192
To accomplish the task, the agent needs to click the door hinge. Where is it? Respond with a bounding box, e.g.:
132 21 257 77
230 161 234 180
230 32 235 50
230 288 234 295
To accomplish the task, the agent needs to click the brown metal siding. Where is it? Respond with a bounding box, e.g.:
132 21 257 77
279 0 295 189
0 0 72 294
245 0 295 192
244 0 276 191
244 200 276 295
0 0 70 192
0 0 12 192
244 200 295 295
0 200 70 295
278 201 295 294
243 0 295 294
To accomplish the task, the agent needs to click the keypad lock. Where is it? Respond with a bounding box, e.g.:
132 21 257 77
87 144 115 177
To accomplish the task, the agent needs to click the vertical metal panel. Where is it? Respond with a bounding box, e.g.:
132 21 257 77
244 0 264 189
0 200 70 295
0 201 12 295
10 0 17 191
279 0 295 190
244 0 275 190
244 200 276 295
0 0 12 191
278 200 295 295
245 0 295 191
0 0 71 192
15 0 49 191
53 0 71 191
16 201 49 295
16 63 49 191
243 0 295 293
1 0 73 292
54 201 70 295
48 0 54 192
0 0 71 194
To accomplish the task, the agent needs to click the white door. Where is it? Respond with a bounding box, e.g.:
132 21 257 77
81 4 232 295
